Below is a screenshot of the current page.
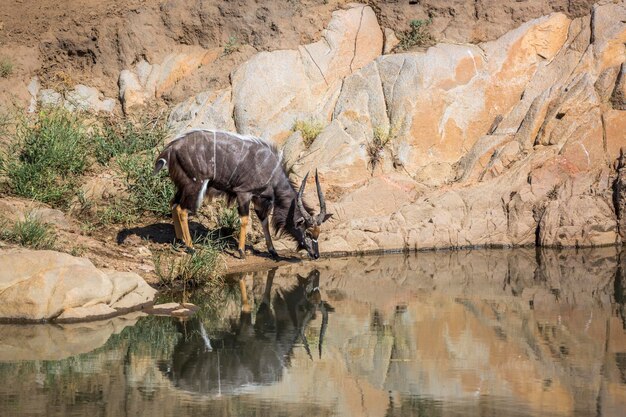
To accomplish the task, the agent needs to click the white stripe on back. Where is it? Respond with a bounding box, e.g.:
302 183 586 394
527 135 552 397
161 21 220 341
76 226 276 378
172 129 272 147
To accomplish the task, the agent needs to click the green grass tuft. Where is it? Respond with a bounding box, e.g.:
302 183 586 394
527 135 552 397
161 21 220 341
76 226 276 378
1 214 56 249
1 109 89 208
223 36 241 56
216 204 240 233
397 19 434 51
116 149 174 218
292 119 324 148
367 125 397 174
154 237 224 289
0 57 13 78
92 115 167 165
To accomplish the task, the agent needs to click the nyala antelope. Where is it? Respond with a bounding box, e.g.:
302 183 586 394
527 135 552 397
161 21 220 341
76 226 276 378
154 129 332 259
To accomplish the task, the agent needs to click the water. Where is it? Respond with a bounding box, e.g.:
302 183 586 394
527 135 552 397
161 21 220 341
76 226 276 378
1 247 626 417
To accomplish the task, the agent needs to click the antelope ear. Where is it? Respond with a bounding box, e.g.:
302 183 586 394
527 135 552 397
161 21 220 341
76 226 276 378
322 213 333 223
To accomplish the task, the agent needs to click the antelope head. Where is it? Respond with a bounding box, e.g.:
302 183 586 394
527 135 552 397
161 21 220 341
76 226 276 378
293 170 333 259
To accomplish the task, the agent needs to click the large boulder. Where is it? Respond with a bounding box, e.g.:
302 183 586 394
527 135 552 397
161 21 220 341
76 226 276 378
0 249 156 322
119 46 221 114
36 82 116 114
170 3 383 142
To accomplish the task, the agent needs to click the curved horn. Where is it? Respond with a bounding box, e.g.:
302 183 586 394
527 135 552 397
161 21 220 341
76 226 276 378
315 169 326 224
319 302 329 359
297 172 315 225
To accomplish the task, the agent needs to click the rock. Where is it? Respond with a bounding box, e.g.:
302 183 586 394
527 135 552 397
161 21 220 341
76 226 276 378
38 88 63 107
37 85 116 114
383 28 399 54
301 6 624 253
64 84 116 113
590 0 626 71
145 302 198 318
612 63 626 109
0 249 156 322
119 47 221 114
230 4 383 142
0 198 73 231
168 88 235 136
616 149 626 240
27 77 39 113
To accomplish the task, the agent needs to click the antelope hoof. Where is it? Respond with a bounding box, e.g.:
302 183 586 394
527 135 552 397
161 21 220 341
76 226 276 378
184 246 196 255
237 249 247 260
269 249 279 260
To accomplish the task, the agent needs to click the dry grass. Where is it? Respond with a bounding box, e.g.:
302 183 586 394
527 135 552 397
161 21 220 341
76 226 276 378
292 119 324 148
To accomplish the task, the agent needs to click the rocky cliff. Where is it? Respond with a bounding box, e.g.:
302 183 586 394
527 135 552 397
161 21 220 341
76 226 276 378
169 1 626 253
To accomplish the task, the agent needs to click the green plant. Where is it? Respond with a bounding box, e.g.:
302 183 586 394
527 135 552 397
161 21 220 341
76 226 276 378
1 109 89 208
223 36 241 56
1 214 56 249
216 204 240 232
69 244 87 257
94 198 137 226
154 237 224 288
397 18 434 51
92 115 167 165
0 57 13 78
116 149 174 217
367 124 397 173
292 119 324 148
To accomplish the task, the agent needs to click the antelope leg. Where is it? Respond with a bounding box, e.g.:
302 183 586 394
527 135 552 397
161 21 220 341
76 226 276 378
261 217 278 258
239 276 251 313
171 204 183 241
238 215 249 259
175 205 193 248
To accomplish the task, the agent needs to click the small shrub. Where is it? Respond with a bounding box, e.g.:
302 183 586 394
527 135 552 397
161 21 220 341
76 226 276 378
223 36 241 56
1 215 56 249
94 199 137 226
292 119 324 148
48 70 74 94
216 204 240 233
0 58 13 78
367 124 397 173
69 244 87 257
1 109 90 208
397 19 434 51
117 149 175 217
93 115 168 165
154 237 224 288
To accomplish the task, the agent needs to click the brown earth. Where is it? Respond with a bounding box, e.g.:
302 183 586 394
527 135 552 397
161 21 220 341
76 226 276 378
0 0 598 106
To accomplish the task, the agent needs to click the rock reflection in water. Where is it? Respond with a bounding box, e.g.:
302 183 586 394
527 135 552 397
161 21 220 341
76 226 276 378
161 268 334 395
1 248 626 417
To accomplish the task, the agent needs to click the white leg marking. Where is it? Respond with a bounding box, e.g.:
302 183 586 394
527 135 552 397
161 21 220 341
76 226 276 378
196 179 209 211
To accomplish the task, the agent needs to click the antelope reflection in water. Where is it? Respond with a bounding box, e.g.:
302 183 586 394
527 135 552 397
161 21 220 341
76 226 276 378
160 269 333 395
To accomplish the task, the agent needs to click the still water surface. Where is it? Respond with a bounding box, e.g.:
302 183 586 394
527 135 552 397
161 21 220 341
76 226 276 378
1 248 626 416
